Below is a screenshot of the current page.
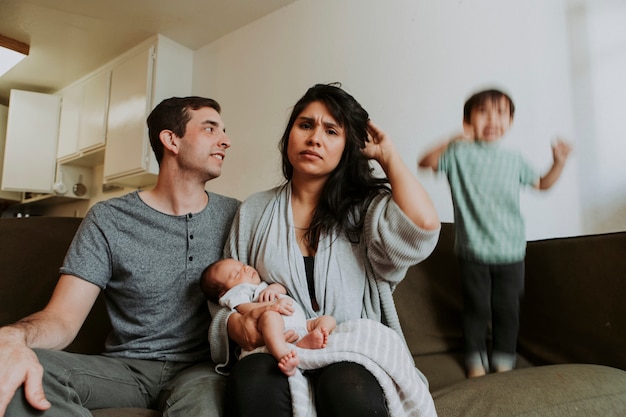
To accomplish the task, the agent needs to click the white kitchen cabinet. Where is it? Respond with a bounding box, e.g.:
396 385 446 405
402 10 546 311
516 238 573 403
0 104 21 202
57 70 110 163
78 70 110 153
1 90 61 193
56 83 83 160
104 35 192 187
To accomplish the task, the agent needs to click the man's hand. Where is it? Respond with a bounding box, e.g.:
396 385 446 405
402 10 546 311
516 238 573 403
0 330 51 417
228 303 299 351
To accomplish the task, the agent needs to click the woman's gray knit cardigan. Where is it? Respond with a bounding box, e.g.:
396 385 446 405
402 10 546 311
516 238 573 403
209 184 440 372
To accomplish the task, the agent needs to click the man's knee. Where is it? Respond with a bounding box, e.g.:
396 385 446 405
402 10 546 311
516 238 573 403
160 362 226 417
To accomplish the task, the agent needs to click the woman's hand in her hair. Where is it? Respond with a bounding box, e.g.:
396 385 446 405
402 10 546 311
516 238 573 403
361 120 397 167
363 121 440 231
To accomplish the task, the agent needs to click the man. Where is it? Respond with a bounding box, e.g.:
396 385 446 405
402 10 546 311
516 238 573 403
0 96 240 416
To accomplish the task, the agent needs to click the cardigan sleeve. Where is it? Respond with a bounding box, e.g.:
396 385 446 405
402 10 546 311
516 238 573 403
208 190 274 371
364 193 440 286
208 301 233 373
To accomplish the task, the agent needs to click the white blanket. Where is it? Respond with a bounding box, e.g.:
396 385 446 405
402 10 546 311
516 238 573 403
285 319 437 417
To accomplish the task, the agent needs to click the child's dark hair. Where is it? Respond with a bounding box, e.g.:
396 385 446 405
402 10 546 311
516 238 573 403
199 260 224 304
463 89 515 123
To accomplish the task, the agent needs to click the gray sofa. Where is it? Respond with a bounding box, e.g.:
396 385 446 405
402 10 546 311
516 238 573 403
1 216 625 416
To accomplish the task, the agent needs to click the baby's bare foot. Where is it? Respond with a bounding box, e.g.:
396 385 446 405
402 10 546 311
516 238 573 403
278 350 299 376
296 328 329 349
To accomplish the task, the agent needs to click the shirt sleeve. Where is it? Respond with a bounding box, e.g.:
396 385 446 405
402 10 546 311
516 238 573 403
437 141 457 174
519 155 540 186
59 203 113 289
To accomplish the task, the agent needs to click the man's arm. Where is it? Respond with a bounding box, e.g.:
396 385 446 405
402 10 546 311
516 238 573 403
0 275 100 416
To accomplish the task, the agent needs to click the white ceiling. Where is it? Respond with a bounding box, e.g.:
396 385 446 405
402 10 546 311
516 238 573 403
0 0 297 106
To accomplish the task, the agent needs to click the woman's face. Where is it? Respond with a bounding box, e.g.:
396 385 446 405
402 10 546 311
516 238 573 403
287 101 346 181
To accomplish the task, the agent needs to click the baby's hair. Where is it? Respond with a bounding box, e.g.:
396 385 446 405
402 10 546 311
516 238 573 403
463 89 515 123
199 259 225 303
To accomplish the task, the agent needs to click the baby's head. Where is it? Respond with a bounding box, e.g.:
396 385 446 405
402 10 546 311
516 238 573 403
463 89 515 142
200 258 261 303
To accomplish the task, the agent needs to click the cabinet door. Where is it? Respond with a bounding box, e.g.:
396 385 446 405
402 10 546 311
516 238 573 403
104 47 154 181
79 70 110 152
1 90 60 193
56 83 83 160
0 104 21 201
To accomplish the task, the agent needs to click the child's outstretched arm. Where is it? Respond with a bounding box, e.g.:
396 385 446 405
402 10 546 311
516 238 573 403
418 129 473 171
538 139 572 190
418 140 449 171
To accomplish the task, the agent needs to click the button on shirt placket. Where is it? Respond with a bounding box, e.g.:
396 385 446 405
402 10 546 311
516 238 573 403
187 213 195 264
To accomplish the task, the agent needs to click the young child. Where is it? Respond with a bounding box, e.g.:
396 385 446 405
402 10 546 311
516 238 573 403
419 88 572 378
200 258 336 376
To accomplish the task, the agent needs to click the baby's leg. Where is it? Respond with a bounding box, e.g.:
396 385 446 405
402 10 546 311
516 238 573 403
258 310 299 376
297 315 337 349
278 350 299 377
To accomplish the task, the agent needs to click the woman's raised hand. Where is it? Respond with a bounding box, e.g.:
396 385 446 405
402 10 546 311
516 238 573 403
361 120 397 166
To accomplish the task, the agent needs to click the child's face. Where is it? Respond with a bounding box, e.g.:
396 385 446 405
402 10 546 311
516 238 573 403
465 96 513 142
213 259 261 295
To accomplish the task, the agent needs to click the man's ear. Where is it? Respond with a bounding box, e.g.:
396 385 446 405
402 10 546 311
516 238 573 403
160 130 179 154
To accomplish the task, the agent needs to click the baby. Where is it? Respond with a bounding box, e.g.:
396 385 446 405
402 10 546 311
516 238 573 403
200 258 336 375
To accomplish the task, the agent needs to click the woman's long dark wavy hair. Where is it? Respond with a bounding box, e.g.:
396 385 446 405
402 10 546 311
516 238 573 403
279 83 390 248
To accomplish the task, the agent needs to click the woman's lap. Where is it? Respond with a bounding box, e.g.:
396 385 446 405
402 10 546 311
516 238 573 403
225 353 388 417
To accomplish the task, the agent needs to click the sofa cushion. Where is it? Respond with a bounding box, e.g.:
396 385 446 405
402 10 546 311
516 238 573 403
432 364 626 417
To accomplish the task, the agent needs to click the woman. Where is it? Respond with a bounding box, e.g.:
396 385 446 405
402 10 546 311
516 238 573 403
210 83 440 416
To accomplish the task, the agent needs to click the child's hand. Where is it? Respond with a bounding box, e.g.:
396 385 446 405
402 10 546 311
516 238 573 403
461 122 476 141
450 131 473 143
552 139 572 164
258 284 285 302
273 297 295 316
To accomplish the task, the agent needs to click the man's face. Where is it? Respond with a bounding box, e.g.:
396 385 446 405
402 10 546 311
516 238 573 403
466 96 513 142
178 106 230 180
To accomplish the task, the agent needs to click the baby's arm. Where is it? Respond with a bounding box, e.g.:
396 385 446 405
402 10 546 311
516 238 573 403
258 283 287 303
235 296 294 316
537 139 572 190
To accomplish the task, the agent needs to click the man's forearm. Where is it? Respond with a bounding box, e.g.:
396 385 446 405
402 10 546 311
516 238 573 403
1 311 73 350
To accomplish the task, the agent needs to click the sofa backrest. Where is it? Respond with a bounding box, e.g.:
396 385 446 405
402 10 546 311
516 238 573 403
395 222 626 371
520 230 626 370
395 223 464 356
0 216 111 354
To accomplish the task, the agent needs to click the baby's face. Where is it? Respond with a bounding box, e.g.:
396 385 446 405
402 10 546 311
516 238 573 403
214 259 261 293
466 96 513 142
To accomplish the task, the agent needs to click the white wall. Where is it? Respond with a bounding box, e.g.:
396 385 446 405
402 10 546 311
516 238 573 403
193 0 585 240
567 0 626 235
